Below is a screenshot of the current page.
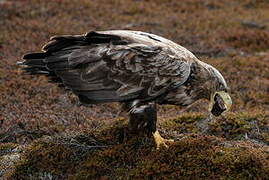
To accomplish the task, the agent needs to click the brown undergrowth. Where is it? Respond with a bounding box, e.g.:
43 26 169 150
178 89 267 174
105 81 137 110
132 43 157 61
3 116 269 179
1 0 269 179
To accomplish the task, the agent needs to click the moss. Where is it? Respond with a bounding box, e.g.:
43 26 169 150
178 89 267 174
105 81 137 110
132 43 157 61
0 143 22 179
160 110 269 145
129 136 269 179
11 140 90 179
209 111 269 144
162 113 205 133
0 143 19 171
71 134 269 179
0 143 18 152
7 122 269 179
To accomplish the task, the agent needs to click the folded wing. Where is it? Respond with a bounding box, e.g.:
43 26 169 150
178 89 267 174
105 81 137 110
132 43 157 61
21 31 192 104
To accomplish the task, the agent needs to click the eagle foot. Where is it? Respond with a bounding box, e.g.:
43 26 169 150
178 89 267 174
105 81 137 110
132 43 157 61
152 131 174 150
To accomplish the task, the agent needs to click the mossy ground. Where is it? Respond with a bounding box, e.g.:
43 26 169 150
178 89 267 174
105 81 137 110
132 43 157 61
0 0 269 179
6 120 269 179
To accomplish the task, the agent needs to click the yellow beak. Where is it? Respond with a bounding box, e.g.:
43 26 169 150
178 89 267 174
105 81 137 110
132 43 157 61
208 91 232 113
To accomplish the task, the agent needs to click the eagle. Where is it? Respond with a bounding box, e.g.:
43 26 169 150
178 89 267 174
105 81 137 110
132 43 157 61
19 30 232 149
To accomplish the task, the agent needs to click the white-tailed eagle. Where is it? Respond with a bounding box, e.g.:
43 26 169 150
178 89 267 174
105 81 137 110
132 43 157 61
19 30 232 149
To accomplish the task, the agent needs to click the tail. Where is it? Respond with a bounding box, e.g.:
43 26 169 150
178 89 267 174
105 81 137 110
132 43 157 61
19 52 48 74
18 31 121 75
18 32 138 104
18 34 87 86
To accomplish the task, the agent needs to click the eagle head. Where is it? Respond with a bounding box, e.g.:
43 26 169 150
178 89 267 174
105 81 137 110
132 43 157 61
207 66 232 116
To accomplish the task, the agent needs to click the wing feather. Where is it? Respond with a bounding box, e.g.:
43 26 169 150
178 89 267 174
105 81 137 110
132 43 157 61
20 31 192 104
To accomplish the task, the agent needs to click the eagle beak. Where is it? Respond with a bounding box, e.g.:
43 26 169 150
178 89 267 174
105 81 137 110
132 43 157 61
208 91 232 116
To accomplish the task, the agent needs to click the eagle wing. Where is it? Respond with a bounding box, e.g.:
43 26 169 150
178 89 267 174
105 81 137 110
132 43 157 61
21 31 192 104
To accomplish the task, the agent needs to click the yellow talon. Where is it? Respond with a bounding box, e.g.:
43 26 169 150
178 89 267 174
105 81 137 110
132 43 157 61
152 131 174 150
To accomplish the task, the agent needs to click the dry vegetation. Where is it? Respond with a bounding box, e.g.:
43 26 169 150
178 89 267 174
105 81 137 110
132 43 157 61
0 0 269 179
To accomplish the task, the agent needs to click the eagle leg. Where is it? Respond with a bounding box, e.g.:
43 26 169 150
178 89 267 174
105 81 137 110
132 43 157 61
128 102 157 135
128 102 174 149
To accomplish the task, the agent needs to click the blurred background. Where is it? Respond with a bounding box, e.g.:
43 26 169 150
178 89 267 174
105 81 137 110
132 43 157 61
0 0 269 133
1 0 269 179
0 0 268 143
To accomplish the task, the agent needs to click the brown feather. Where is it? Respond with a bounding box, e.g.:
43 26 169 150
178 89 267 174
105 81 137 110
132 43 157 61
20 30 228 106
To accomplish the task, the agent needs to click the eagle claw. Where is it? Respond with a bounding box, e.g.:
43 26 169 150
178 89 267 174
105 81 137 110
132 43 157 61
152 131 174 150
